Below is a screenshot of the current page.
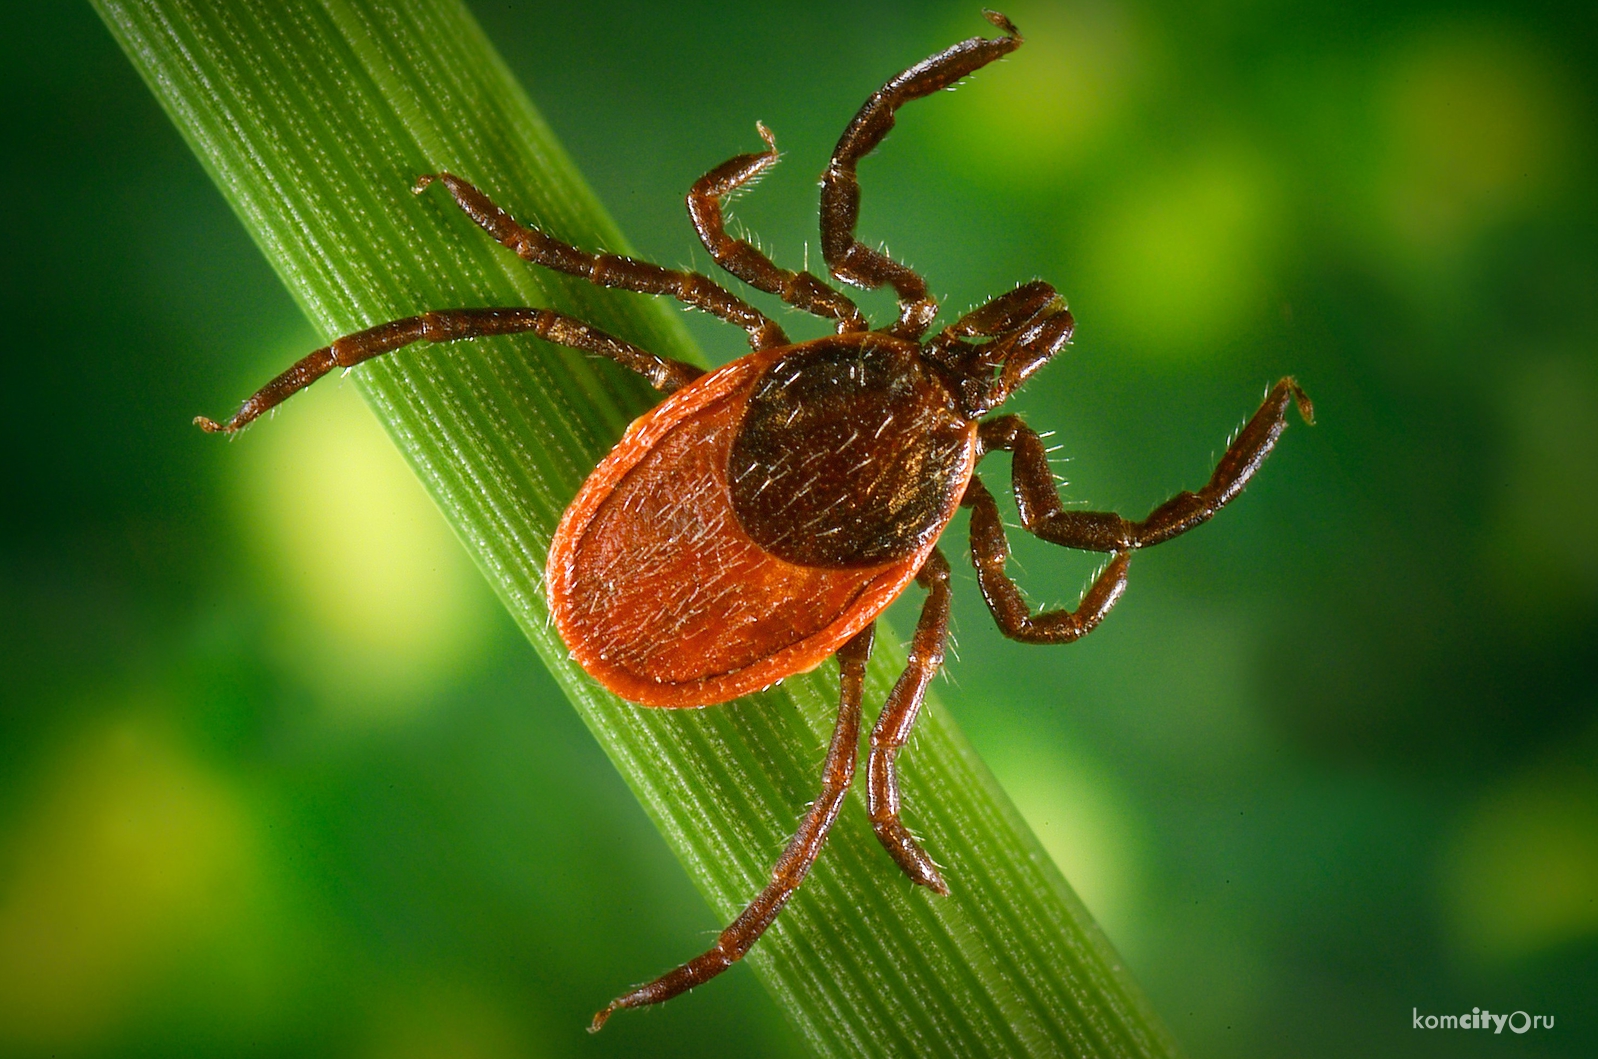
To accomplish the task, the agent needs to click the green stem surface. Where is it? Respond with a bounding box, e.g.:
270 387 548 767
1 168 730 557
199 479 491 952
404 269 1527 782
94 1 1180 1055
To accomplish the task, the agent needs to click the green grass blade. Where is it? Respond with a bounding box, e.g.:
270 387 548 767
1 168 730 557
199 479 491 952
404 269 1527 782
92 1 1182 1055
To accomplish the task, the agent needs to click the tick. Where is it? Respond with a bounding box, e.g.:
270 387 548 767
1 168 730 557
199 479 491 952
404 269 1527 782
199 11 1312 1031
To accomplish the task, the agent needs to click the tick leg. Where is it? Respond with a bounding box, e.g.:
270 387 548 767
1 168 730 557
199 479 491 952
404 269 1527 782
868 548 952 894
688 124 868 333
978 378 1314 552
416 173 787 350
590 624 875 1033
821 11 1022 339
195 307 704 434
964 475 1130 644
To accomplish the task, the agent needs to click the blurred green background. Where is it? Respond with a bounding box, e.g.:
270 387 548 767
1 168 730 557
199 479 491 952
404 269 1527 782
3 0 1595 1056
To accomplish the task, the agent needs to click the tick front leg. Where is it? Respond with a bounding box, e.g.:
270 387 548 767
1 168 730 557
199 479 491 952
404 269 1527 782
821 11 1022 338
688 124 867 333
964 476 1130 644
417 173 787 350
979 378 1314 552
590 624 875 1032
867 548 952 895
196 307 703 434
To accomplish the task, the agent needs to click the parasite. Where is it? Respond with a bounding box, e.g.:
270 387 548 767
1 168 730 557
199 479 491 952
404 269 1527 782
199 11 1311 1029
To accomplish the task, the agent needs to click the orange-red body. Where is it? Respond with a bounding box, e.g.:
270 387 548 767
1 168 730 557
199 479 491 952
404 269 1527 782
547 341 978 707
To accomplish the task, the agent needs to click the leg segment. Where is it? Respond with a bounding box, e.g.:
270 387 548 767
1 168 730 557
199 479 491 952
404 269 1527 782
590 624 876 1033
867 548 952 894
688 124 867 333
964 476 1130 644
417 173 787 351
978 378 1314 552
195 307 703 434
820 12 1022 339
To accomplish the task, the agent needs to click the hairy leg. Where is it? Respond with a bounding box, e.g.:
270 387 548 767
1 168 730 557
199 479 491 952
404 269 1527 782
195 307 703 434
867 548 952 894
417 173 787 350
821 12 1022 338
688 123 867 332
590 624 876 1032
979 378 1314 551
963 476 1130 644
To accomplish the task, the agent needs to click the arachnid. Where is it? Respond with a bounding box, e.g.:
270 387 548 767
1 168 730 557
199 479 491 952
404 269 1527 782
199 11 1312 1031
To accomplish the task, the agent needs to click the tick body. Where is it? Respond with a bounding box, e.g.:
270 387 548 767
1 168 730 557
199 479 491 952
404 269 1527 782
200 11 1311 1030
549 331 976 707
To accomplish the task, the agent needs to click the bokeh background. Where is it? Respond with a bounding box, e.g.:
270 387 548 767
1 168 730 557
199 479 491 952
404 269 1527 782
3 0 1595 1056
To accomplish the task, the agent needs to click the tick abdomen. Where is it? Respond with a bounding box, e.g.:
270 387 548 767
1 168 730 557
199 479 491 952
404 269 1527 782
729 333 975 569
547 348 956 707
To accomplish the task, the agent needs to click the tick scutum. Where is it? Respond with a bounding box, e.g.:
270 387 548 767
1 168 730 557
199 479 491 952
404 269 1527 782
728 334 976 569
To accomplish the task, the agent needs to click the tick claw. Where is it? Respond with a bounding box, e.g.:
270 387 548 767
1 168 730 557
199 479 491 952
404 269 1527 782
983 9 1022 40
909 855 950 896
588 1004 618 1034
1288 380 1316 426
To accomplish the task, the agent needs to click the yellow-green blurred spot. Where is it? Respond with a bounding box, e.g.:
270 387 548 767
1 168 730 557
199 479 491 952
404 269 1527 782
938 0 1142 176
238 375 492 719
1082 147 1277 356
1489 355 1598 613
1379 25 1569 257
365 979 529 1059
1440 763 1598 963
991 745 1146 956
0 718 256 1049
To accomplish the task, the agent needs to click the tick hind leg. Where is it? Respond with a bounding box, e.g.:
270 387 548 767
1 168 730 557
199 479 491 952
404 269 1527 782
868 548 953 894
417 173 787 350
590 625 876 1032
196 307 703 434
962 378 1312 643
688 124 867 333
821 12 1022 338
964 475 1131 643
981 378 1314 554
